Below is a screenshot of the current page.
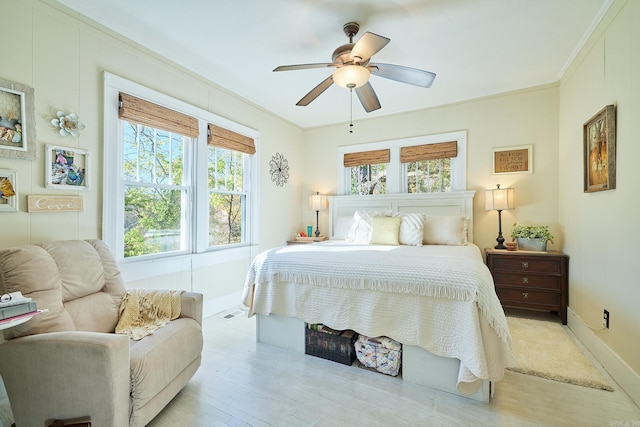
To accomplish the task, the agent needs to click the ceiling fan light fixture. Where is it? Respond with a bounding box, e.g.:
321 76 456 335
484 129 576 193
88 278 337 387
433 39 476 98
332 65 370 89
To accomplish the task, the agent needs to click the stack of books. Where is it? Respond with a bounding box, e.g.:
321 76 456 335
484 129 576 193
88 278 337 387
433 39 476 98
0 291 39 324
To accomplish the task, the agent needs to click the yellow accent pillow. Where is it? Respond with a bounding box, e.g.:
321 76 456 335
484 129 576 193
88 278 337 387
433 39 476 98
370 216 401 245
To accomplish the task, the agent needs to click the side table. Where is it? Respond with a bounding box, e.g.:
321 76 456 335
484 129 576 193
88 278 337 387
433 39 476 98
485 248 569 324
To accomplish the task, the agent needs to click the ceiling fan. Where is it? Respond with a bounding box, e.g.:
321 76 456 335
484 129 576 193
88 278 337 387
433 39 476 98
273 22 436 113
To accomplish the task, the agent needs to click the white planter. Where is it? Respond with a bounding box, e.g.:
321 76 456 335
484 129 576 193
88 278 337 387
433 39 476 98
517 238 547 251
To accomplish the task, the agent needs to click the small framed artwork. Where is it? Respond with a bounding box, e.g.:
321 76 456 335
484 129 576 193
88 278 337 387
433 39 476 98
584 105 616 193
0 78 37 160
492 144 533 174
46 144 89 190
0 169 18 212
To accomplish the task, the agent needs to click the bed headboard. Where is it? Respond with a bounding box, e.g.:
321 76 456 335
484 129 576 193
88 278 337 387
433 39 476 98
328 191 476 243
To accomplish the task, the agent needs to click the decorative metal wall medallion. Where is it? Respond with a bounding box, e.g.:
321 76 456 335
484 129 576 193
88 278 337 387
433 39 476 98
269 152 289 187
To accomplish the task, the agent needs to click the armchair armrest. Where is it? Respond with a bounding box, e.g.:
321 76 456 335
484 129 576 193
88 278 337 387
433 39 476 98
180 291 203 326
0 331 130 427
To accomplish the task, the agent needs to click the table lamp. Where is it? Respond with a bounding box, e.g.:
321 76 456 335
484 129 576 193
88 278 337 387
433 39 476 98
485 184 515 249
309 192 328 237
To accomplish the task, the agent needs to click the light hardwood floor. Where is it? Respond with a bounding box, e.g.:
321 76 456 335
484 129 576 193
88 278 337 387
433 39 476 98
148 309 640 427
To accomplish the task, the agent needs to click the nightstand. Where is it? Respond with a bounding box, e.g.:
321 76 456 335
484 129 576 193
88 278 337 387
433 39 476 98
287 236 328 245
485 248 569 324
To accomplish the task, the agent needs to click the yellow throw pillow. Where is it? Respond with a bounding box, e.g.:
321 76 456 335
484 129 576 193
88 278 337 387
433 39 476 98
370 216 401 245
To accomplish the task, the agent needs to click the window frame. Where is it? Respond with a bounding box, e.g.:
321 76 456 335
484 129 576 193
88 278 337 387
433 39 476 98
337 131 467 195
103 72 259 272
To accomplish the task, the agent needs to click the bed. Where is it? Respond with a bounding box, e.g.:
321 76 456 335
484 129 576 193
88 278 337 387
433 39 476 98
241 191 513 402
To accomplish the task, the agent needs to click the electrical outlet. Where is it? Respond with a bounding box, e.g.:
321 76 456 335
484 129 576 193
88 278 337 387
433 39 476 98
603 309 610 329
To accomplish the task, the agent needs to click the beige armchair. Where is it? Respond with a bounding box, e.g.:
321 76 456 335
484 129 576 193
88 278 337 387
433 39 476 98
0 240 203 427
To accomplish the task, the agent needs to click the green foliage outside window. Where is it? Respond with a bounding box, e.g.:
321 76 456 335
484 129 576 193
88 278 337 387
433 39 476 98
407 158 451 193
208 147 245 246
350 164 387 195
122 122 186 257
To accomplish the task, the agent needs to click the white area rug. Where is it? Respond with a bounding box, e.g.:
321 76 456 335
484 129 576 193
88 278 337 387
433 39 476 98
506 316 613 391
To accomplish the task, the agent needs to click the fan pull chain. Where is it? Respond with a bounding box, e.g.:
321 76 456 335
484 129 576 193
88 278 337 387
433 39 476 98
349 88 354 133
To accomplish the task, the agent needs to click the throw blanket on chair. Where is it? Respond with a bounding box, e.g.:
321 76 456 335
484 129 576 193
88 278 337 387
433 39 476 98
116 289 183 340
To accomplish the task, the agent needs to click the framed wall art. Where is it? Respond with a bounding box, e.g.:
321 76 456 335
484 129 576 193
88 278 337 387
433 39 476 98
0 169 18 212
492 144 532 174
45 144 89 190
584 104 616 193
0 78 37 160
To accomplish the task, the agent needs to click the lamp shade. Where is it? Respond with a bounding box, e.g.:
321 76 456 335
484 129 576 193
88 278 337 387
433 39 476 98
309 193 328 211
332 65 370 89
485 186 515 211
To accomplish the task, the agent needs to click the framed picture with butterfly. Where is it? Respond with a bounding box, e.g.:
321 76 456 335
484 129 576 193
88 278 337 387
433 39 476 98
0 169 18 212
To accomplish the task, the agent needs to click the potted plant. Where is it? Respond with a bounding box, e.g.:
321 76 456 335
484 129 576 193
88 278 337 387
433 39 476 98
510 223 554 251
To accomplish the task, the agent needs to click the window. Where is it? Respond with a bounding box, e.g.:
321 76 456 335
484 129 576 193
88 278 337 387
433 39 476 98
206 123 255 247
406 158 451 193
122 122 191 257
103 73 258 266
338 131 466 195
344 149 390 195
401 140 457 193
208 147 245 245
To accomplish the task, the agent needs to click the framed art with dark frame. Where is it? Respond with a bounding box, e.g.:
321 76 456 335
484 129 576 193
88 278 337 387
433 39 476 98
45 144 89 190
0 78 37 160
0 169 18 212
583 104 616 193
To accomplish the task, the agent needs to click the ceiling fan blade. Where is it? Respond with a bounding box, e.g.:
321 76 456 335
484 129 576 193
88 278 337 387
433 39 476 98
296 75 335 106
370 63 436 88
273 63 336 72
355 82 381 113
350 32 390 62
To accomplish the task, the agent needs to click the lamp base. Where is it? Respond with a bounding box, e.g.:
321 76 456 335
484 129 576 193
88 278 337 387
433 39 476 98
494 210 506 249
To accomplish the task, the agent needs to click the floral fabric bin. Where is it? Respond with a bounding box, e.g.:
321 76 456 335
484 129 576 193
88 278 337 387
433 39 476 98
354 335 402 376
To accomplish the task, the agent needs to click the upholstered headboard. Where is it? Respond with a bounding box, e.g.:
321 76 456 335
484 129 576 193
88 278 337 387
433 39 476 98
328 191 476 243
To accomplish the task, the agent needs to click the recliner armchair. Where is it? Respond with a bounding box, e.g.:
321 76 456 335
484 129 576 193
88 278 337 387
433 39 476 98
0 239 203 427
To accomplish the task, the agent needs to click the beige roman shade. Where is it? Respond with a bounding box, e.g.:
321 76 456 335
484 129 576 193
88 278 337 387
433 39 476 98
207 124 256 155
118 92 199 138
344 149 390 167
400 141 457 163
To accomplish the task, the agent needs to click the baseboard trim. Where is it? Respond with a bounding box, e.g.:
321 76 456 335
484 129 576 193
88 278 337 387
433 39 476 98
567 307 640 407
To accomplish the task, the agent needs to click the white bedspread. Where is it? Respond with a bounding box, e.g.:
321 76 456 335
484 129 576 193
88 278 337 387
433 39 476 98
242 241 513 394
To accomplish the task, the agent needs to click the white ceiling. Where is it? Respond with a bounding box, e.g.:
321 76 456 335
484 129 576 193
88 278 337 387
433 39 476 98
55 0 610 129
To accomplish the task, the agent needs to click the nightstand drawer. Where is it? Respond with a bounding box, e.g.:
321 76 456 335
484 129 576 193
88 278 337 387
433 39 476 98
492 257 561 274
495 287 560 307
492 272 560 290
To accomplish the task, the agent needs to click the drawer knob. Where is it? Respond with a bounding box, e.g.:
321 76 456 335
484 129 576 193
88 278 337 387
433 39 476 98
522 292 529 299
522 262 529 268
522 277 529 284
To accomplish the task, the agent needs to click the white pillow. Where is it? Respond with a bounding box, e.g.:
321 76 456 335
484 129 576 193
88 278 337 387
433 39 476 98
370 216 401 245
333 216 355 240
346 210 392 244
422 215 469 246
394 213 424 246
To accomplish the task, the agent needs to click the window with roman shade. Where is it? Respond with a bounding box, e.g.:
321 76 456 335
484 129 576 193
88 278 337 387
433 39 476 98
401 141 457 193
337 131 467 195
344 149 390 195
104 73 258 264
206 124 255 246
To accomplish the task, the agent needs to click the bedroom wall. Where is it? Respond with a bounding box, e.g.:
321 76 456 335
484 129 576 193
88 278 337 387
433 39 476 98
302 85 561 252
558 0 640 386
0 0 304 306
